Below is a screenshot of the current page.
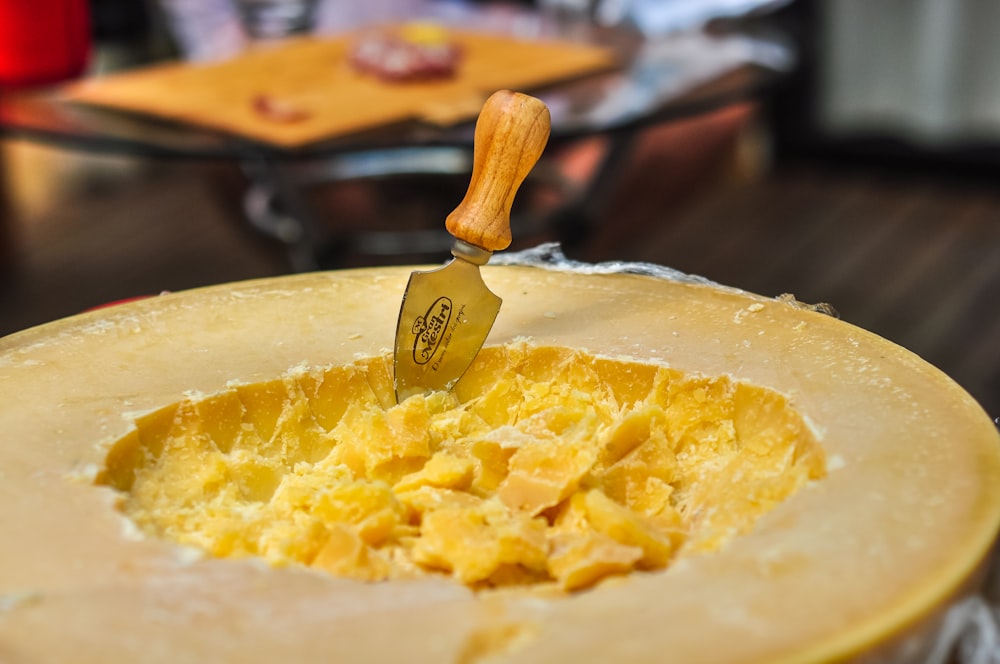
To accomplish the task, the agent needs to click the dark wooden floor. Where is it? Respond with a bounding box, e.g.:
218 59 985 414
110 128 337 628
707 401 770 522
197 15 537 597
1 142 998 419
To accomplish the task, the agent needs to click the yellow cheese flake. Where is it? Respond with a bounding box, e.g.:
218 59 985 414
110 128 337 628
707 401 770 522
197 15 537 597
102 344 826 592
412 499 548 584
394 452 474 493
498 413 600 515
548 531 643 591
312 481 406 546
311 523 393 581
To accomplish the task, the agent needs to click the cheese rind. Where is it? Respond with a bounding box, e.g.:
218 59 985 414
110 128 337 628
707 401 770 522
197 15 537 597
3 265 999 663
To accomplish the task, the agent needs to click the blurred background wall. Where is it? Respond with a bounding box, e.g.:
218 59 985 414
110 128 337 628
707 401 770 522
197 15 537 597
769 0 1000 174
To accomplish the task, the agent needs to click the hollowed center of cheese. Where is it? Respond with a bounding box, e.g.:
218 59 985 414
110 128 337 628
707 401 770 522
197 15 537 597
97 344 826 592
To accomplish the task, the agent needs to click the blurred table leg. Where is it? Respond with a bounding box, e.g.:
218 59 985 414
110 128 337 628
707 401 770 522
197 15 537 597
0 155 16 281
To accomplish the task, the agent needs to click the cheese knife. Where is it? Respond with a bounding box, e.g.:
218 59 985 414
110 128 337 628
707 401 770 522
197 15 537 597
393 89 551 402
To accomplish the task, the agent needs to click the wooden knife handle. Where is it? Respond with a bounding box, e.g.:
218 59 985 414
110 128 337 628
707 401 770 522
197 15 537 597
445 90 551 252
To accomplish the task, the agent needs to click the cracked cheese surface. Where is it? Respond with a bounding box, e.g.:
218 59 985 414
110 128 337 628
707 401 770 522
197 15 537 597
100 344 826 592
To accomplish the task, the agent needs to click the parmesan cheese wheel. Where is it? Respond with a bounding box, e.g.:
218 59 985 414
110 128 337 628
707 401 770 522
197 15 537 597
1 265 997 663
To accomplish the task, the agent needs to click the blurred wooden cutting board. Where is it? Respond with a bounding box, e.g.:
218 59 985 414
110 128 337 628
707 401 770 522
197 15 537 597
65 29 616 148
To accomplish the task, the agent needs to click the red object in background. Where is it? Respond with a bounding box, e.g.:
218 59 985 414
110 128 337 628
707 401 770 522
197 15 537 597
0 0 90 88
83 294 162 312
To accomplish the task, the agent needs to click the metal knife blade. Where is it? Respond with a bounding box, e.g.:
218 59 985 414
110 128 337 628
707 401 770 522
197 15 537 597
393 90 551 402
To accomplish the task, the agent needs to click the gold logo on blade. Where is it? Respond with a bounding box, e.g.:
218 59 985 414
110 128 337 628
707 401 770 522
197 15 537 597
411 297 452 365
